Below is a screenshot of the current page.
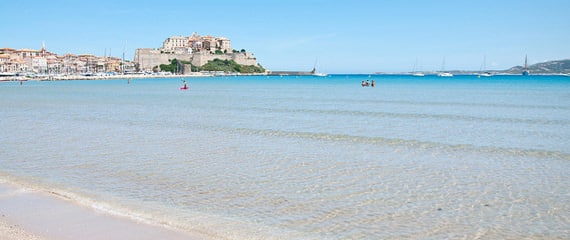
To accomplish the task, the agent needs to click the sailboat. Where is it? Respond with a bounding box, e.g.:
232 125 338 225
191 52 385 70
411 58 425 77
522 55 530 76
412 72 425 77
478 72 492 77
311 59 327 77
478 55 492 77
311 68 327 77
437 57 453 77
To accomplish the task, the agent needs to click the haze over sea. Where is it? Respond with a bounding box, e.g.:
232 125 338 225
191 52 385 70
1 75 569 239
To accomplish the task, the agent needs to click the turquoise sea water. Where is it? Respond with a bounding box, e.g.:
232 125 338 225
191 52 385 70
1 75 569 239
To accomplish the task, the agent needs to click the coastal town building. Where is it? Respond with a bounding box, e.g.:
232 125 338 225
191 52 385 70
1 33 259 76
134 33 257 73
161 33 233 55
162 36 190 52
0 44 135 76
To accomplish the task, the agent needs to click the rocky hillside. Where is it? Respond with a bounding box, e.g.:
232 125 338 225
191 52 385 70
504 59 570 74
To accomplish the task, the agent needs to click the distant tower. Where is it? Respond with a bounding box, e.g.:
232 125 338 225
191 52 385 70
41 41 46 57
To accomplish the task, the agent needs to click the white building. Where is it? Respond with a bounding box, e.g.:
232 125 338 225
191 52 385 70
161 33 232 54
162 36 190 52
31 57 47 73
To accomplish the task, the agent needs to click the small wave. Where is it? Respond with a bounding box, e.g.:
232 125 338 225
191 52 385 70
0 174 176 231
0 173 316 240
224 127 570 160
212 94 570 111
205 105 569 126
341 99 570 111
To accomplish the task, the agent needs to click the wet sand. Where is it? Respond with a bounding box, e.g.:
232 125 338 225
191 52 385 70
0 183 203 240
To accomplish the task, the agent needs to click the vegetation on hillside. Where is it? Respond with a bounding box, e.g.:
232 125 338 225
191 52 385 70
201 59 265 73
159 58 265 74
159 59 181 73
505 59 570 74
159 59 199 73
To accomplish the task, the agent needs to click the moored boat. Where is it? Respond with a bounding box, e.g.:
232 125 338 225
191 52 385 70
412 72 425 77
437 57 453 77
437 72 453 77
522 55 530 76
478 72 493 77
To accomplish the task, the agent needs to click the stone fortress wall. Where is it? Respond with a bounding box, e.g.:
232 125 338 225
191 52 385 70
134 33 258 72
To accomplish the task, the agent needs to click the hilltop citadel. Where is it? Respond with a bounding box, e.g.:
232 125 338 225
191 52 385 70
134 32 259 74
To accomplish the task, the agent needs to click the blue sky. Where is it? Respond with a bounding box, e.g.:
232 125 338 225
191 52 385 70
1 0 569 73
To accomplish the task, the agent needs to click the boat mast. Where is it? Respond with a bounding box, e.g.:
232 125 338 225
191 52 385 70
311 58 318 74
104 48 107 73
122 40 127 74
522 54 529 75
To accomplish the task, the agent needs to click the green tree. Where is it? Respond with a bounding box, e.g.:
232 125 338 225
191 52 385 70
159 63 174 73
200 59 265 73
159 59 182 73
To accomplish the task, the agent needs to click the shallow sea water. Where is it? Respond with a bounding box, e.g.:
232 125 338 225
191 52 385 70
1 75 569 239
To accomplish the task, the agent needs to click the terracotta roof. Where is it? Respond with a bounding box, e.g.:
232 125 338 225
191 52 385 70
18 48 40 52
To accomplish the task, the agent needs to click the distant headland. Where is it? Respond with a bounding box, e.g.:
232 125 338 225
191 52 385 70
377 59 570 76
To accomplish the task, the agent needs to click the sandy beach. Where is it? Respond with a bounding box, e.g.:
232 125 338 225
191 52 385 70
0 182 202 240
0 218 45 240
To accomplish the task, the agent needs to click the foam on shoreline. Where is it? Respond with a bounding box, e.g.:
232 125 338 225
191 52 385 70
0 182 203 240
